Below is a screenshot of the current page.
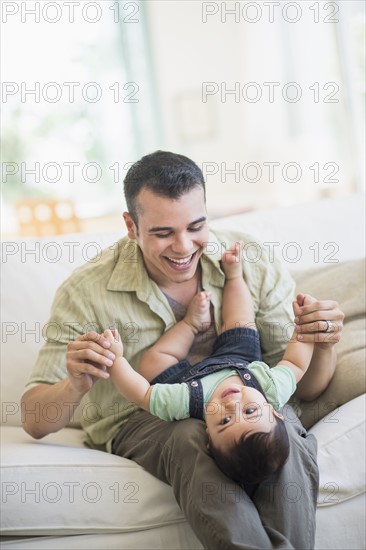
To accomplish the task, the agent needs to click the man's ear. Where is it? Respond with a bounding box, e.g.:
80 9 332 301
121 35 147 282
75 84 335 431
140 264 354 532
123 212 137 240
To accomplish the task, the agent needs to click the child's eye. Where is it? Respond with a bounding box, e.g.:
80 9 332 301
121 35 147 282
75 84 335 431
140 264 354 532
244 407 256 415
220 416 231 425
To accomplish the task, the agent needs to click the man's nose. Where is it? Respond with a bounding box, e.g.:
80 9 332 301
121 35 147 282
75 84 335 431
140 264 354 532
171 233 192 255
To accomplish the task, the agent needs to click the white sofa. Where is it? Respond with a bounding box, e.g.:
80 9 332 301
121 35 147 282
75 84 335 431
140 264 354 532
1 195 365 549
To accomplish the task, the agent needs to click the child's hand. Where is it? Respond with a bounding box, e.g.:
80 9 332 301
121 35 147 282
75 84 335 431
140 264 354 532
293 293 316 313
293 294 318 341
103 329 124 358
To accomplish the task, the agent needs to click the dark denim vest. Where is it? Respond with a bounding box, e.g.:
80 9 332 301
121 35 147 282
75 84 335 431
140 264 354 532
185 361 266 420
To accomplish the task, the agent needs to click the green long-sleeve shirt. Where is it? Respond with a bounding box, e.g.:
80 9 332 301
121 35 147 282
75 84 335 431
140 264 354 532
149 362 296 421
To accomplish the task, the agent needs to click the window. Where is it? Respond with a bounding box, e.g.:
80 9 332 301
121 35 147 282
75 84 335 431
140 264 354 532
2 1 158 232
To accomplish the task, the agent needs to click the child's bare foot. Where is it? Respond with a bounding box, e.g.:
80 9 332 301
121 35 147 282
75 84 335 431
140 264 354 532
221 242 242 280
184 291 211 334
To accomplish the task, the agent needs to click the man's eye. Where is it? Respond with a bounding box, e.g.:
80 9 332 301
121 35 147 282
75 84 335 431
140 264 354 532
155 233 171 239
189 225 204 232
220 416 231 425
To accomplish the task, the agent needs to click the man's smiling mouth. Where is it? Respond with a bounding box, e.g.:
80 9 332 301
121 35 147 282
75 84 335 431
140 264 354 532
164 251 198 269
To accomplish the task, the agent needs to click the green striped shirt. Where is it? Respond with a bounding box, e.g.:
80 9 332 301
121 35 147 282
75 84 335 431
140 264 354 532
24 229 295 451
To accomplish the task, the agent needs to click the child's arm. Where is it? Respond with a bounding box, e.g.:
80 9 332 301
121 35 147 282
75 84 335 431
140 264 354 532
294 347 337 401
277 294 314 383
103 330 153 412
292 295 337 401
278 294 337 401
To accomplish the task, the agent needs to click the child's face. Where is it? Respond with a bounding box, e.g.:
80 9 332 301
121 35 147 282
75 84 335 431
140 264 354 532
205 379 284 450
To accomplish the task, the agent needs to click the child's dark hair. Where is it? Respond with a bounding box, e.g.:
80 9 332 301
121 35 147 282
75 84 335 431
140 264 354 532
208 416 290 487
123 150 206 227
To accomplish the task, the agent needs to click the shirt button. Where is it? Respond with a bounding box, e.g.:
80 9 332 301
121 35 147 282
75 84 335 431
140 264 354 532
191 381 199 387
243 373 251 380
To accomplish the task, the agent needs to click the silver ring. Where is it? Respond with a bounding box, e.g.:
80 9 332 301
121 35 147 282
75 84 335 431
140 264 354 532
325 320 336 333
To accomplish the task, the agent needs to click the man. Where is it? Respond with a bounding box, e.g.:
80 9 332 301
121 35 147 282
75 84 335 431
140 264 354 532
22 151 344 549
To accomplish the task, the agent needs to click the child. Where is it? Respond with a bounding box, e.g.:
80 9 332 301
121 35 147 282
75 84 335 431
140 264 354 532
105 243 323 487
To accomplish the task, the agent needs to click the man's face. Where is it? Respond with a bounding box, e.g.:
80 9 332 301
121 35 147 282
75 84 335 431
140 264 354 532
123 186 209 288
205 380 284 451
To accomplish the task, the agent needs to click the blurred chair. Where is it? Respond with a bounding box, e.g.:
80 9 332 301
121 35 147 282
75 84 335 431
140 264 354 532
15 199 81 237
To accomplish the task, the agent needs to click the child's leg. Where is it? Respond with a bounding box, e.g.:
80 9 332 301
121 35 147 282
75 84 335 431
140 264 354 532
139 291 211 382
220 243 256 334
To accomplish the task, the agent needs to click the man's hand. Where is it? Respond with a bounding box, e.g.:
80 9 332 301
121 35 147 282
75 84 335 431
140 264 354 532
66 331 116 395
293 293 344 350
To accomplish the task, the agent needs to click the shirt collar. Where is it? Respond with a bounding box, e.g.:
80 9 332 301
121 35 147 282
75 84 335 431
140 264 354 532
201 230 226 288
106 237 150 293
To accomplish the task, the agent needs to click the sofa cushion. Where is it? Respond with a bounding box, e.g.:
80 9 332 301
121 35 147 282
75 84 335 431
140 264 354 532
293 258 366 428
2 395 364 538
0 426 186 536
309 394 366 505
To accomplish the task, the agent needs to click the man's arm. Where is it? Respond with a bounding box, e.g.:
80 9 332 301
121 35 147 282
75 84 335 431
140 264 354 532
21 380 84 439
22 331 116 439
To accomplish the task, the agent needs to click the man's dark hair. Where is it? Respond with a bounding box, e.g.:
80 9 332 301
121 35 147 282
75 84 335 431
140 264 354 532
123 150 206 226
208 416 290 488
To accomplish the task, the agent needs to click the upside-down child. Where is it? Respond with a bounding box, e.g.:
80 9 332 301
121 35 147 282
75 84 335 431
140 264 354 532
104 243 333 486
